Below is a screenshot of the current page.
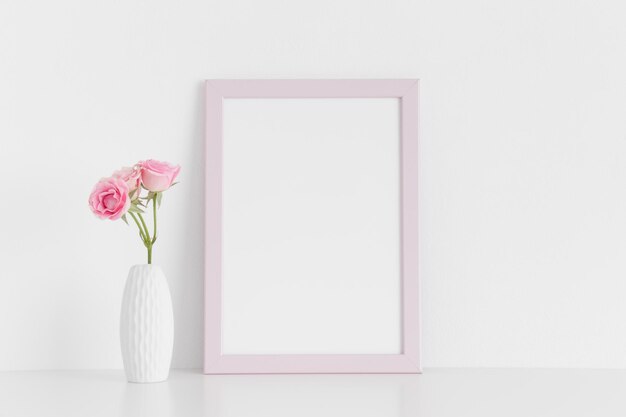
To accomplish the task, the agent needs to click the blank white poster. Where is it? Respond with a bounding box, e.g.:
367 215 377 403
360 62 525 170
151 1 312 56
221 98 401 354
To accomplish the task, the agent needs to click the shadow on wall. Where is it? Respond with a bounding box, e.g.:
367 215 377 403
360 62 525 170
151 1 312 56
169 82 206 368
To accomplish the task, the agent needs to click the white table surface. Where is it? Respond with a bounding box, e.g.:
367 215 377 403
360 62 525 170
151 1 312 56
1 368 625 417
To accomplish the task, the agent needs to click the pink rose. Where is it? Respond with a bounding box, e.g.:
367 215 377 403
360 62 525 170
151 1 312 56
88 177 131 220
140 159 180 192
112 165 142 195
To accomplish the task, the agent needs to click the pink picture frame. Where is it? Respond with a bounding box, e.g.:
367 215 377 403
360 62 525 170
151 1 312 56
205 79 420 374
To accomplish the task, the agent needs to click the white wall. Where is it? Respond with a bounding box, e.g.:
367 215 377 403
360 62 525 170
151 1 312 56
1 0 626 370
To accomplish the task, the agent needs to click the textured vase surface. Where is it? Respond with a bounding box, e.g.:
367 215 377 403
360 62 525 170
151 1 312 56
120 264 174 383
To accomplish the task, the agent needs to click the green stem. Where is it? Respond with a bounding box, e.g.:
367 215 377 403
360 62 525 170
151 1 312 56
129 212 147 243
128 195 160 265
137 213 152 264
152 194 158 244
137 213 151 242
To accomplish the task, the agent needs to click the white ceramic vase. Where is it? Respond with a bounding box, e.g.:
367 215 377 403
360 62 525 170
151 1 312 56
120 264 174 383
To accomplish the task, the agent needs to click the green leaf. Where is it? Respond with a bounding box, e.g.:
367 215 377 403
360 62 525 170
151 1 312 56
121 214 129 225
128 205 144 214
156 192 163 208
128 189 136 200
170 182 179 187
